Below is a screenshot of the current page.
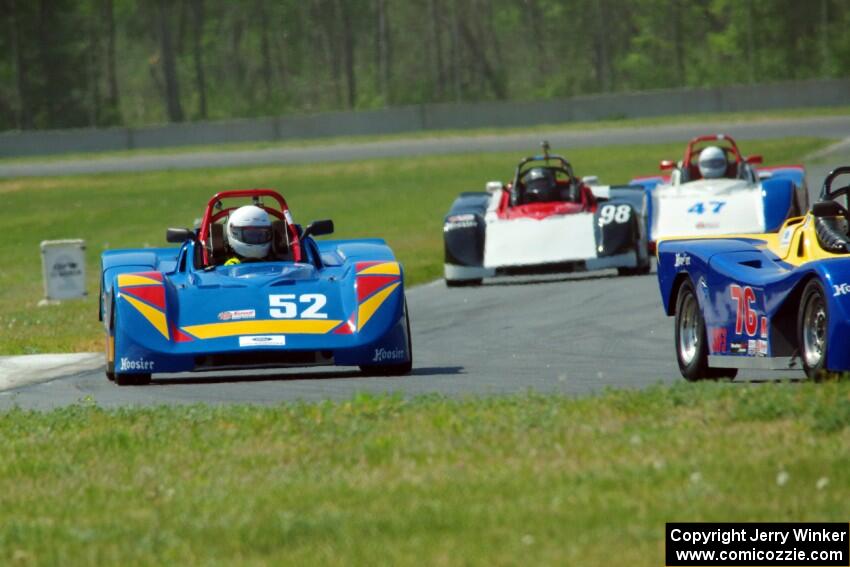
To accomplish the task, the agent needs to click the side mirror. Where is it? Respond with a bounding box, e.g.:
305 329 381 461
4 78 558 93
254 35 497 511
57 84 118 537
659 160 675 171
166 227 195 243
746 155 763 165
302 219 334 239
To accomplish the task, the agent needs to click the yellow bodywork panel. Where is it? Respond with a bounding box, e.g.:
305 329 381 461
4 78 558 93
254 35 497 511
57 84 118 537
117 273 162 287
358 262 401 276
183 319 342 339
121 293 170 340
358 282 401 331
657 214 849 267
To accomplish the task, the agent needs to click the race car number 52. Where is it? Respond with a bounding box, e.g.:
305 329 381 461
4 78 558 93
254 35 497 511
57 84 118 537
269 294 328 319
598 204 630 225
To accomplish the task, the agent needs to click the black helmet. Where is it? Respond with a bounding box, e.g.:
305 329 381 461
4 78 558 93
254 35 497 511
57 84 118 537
521 167 558 203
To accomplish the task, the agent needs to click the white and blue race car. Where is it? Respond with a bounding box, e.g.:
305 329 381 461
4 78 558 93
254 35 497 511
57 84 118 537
630 134 808 251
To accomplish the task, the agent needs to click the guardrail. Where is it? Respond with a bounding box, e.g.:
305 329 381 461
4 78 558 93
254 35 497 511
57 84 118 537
1 78 848 158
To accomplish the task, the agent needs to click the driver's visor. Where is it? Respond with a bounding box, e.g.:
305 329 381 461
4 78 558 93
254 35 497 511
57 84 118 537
230 226 272 244
701 158 727 169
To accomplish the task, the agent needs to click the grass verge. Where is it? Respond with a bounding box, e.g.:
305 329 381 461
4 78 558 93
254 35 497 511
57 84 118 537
0 136 830 354
1 105 847 165
1 383 848 566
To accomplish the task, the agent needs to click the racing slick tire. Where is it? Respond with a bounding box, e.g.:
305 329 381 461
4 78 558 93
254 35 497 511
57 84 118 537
105 304 116 381
111 299 153 386
798 279 836 381
360 300 413 376
115 372 152 386
617 243 651 276
617 263 650 277
675 279 737 381
446 278 482 287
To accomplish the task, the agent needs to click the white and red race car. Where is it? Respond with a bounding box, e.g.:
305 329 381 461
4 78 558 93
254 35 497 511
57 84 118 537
630 134 809 250
442 145 650 286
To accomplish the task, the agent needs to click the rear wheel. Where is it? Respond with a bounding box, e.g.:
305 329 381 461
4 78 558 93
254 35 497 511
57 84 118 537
798 279 834 380
446 278 482 287
675 279 736 381
360 300 413 376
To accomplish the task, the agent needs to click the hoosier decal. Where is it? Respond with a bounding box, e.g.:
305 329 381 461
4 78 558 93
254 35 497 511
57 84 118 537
119 357 154 371
372 348 405 362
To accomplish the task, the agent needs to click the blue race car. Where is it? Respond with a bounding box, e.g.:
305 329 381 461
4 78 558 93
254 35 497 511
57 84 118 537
100 189 412 385
657 167 850 381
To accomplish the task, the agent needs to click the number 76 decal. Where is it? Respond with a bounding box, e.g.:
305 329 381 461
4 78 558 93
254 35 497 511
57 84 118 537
729 284 767 338
688 201 726 215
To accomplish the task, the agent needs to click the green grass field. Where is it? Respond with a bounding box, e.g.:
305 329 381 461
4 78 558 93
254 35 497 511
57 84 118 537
1 384 848 566
0 137 830 355
2 105 846 165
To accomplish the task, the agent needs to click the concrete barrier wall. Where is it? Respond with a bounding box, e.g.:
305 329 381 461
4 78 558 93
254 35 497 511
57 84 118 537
1 79 848 157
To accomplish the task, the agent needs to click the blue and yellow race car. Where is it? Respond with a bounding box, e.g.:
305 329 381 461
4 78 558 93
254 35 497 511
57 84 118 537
100 189 412 385
657 167 850 380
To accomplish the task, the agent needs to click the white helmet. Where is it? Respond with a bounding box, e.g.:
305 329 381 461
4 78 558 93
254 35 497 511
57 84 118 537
226 205 272 259
698 146 727 179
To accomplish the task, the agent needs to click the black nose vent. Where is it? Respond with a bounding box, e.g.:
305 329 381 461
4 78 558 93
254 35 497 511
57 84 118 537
194 350 333 369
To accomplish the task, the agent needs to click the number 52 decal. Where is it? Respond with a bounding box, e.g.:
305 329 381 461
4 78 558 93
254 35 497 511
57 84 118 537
688 201 726 215
269 294 328 319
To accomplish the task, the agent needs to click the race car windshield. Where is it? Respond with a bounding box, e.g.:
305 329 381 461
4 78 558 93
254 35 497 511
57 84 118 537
230 226 272 244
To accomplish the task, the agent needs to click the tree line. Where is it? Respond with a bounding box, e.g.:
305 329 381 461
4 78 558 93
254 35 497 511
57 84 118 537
1 0 848 131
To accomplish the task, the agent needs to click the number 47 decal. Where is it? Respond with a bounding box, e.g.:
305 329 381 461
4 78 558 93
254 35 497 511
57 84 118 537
688 201 726 215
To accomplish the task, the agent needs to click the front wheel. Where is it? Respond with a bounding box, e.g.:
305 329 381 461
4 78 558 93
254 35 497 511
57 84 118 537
617 264 650 277
617 243 651 276
111 298 152 386
115 373 152 386
360 300 413 376
798 279 833 380
675 279 736 381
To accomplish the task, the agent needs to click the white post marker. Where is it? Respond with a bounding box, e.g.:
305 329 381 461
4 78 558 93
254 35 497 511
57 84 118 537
40 239 86 305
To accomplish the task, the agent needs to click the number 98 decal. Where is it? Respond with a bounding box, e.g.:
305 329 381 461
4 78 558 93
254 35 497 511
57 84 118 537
269 294 328 319
598 204 631 226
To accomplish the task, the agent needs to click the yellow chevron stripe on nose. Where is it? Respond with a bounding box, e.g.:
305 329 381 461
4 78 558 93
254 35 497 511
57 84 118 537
182 319 343 339
357 262 400 276
358 282 400 331
117 274 162 287
122 293 170 340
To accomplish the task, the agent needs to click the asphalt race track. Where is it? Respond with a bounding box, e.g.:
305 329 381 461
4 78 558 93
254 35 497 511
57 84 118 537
2 116 850 178
0 138 847 409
